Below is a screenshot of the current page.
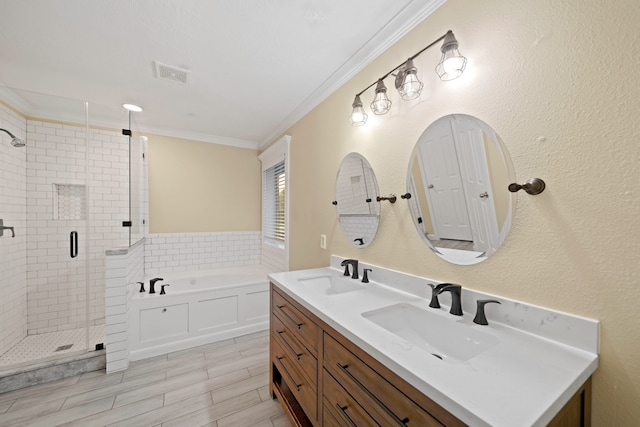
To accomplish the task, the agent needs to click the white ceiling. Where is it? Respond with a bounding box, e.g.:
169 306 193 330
0 0 444 148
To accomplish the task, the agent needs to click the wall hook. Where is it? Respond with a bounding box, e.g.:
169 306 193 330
508 178 546 195
376 194 397 203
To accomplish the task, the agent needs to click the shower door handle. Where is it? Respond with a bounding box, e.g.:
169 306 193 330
70 231 78 258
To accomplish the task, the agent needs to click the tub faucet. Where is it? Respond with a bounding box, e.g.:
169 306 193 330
340 259 359 280
436 284 463 316
0 219 15 238
149 277 163 294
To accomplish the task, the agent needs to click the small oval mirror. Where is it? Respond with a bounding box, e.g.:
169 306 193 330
406 114 516 265
335 153 380 248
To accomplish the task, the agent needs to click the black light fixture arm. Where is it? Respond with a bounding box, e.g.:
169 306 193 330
354 32 449 98
376 194 397 204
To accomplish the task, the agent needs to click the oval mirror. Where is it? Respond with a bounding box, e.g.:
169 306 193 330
406 114 516 265
335 153 380 248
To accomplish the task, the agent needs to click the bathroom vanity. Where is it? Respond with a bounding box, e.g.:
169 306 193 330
269 257 598 426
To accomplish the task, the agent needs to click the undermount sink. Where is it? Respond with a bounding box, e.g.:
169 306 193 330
362 303 499 363
297 274 366 295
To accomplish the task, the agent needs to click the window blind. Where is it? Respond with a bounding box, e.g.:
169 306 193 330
263 160 285 242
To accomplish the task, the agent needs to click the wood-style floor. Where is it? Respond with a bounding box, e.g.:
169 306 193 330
0 330 292 427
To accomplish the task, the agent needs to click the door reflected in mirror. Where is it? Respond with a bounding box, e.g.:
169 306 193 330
406 114 516 265
335 153 380 248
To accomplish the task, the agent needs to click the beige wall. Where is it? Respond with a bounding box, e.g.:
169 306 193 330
149 134 261 233
269 0 640 424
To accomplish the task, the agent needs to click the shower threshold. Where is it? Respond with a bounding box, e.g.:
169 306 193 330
0 325 107 393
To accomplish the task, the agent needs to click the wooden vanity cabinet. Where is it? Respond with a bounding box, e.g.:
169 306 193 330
270 284 462 426
269 283 592 427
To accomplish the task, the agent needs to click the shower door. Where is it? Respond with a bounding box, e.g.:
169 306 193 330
0 89 93 368
0 88 130 370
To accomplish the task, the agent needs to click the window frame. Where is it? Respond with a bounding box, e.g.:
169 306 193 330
258 135 290 269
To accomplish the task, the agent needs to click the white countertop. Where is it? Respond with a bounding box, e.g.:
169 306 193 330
268 257 598 427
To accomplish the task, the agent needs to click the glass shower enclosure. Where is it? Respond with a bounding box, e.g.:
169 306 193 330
0 86 139 380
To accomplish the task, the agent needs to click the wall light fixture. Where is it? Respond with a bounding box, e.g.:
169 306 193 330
349 30 466 126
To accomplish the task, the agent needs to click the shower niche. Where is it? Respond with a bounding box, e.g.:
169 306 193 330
53 184 87 220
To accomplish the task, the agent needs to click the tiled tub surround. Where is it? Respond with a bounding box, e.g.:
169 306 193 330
106 232 279 373
144 232 262 276
269 255 599 427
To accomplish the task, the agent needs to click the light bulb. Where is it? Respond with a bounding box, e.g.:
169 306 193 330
349 95 368 126
398 71 423 100
370 79 392 115
436 31 467 81
396 58 424 101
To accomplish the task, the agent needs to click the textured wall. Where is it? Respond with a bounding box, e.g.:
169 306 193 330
276 0 640 424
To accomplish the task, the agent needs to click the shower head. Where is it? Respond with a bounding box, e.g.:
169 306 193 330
0 128 26 147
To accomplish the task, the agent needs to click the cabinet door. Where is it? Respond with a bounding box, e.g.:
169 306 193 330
139 303 188 343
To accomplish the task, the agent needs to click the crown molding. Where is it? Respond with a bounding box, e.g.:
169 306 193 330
258 0 447 148
134 125 260 150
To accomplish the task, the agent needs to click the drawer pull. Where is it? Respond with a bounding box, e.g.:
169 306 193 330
277 305 304 329
337 363 409 425
335 403 358 427
277 331 304 360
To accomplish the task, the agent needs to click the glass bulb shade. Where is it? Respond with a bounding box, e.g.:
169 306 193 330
436 48 467 80
350 105 368 126
398 71 424 100
371 91 392 115
370 80 392 115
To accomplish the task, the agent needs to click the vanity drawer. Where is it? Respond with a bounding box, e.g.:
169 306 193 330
271 334 317 422
323 369 378 427
272 313 317 386
272 288 319 356
324 333 443 427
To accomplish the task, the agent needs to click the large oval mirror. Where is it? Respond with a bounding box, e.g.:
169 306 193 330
406 114 516 265
335 153 380 248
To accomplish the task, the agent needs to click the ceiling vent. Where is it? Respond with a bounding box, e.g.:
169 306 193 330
154 61 190 85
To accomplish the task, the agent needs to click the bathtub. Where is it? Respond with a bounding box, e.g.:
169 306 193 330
128 265 274 361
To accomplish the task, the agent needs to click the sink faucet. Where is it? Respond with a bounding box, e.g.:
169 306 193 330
428 283 452 308
149 277 163 294
436 284 463 316
340 259 359 280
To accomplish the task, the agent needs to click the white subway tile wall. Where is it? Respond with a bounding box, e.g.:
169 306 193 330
261 241 287 271
0 103 28 357
145 231 262 276
105 241 144 373
25 120 129 335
